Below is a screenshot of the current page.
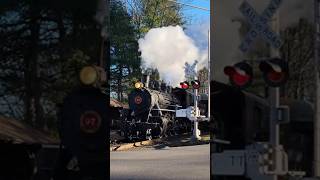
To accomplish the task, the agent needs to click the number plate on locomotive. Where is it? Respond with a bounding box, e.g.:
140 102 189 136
134 96 143 104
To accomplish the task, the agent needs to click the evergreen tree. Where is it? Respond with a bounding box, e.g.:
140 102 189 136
0 0 103 131
110 0 141 102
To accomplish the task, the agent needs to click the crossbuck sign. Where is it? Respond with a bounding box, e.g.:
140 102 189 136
184 60 198 81
239 0 283 52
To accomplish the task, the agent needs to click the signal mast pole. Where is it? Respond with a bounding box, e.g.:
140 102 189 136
314 0 320 176
192 83 201 141
192 63 201 141
269 9 280 180
208 30 211 122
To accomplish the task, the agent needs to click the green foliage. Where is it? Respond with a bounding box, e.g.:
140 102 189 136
110 0 141 102
0 0 103 131
139 0 184 32
127 0 185 37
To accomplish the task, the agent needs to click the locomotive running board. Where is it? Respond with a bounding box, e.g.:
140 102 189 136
151 109 176 112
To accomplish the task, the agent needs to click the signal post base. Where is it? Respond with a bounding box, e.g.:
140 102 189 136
191 121 201 142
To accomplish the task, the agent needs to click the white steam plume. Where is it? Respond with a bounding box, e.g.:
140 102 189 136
138 26 207 87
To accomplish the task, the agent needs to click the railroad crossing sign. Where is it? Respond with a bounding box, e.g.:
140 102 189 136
239 0 283 52
184 60 198 81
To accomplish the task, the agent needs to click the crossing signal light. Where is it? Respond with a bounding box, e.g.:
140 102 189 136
224 62 253 88
191 80 201 89
180 81 189 89
259 58 288 87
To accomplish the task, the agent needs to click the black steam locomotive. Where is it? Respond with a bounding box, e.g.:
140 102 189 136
119 75 208 141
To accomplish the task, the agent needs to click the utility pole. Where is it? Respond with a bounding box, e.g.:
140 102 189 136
314 0 320 177
207 30 211 122
269 9 280 180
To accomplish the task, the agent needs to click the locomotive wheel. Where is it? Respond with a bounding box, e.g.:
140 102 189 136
159 126 168 138
172 120 180 135
152 126 162 139
166 122 175 136
160 118 169 138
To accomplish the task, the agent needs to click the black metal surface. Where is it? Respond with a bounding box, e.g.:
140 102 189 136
128 88 152 115
128 88 180 115
124 86 196 140
59 86 108 168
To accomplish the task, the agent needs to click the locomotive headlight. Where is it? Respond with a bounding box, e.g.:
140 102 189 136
79 66 98 85
135 82 143 89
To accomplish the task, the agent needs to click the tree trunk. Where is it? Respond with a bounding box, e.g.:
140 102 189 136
117 65 124 102
24 2 42 128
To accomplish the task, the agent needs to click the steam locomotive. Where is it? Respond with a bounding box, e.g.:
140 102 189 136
119 75 209 141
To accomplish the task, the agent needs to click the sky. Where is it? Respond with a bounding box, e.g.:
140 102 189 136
180 0 210 23
182 0 210 51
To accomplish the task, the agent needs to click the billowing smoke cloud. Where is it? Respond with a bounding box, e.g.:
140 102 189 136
138 26 207 87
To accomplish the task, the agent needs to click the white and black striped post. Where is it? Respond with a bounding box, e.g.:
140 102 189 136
269 7 281 180
192 64 201 141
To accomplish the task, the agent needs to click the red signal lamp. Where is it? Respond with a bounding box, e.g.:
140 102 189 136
191 80 201 89
259 58 288 87
224 62 253 88
180 81 189 89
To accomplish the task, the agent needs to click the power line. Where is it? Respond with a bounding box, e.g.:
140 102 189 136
167 0 210 11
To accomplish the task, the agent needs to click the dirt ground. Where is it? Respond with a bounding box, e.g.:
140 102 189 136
110 133 210 151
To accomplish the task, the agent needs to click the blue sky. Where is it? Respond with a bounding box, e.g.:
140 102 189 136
180 0 210 54
180 0 210 24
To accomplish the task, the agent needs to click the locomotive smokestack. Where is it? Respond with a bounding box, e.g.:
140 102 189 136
166 86 172 93
161 82 167 92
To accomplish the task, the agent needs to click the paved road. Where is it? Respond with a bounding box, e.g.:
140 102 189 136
110 144 210 180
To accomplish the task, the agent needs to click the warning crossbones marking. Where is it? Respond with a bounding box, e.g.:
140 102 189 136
239 0 283 52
